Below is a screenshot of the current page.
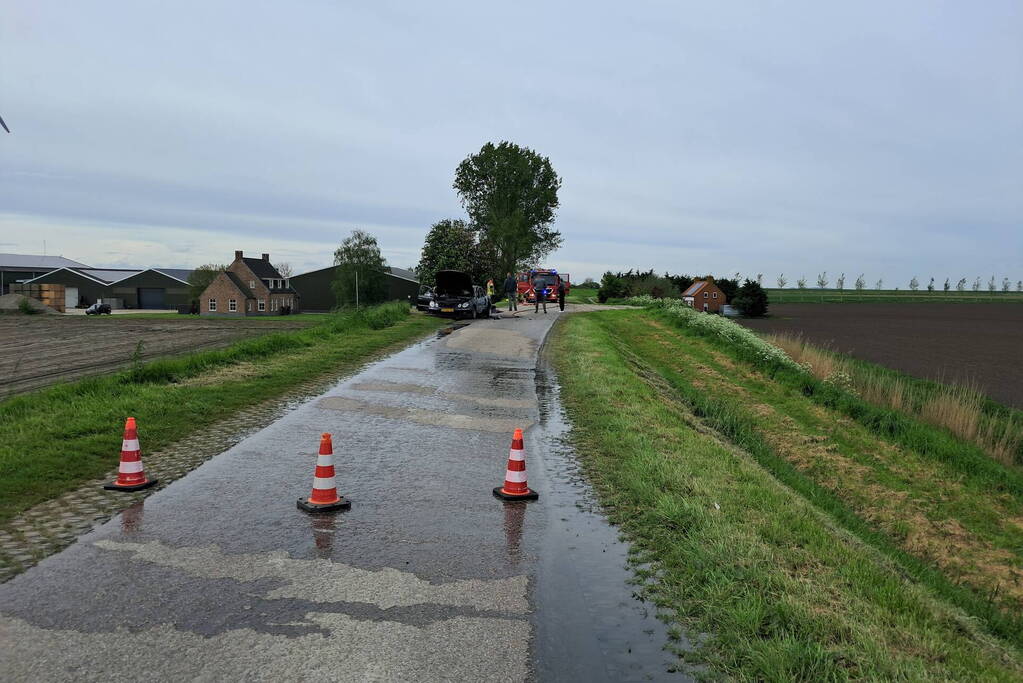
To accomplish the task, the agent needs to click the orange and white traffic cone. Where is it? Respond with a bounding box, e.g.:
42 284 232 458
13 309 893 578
297 433 351 512
493 428 538 501
104 417 158 491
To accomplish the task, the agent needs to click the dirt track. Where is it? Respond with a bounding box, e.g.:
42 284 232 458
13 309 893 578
737 303 1023 409
0 316 310 399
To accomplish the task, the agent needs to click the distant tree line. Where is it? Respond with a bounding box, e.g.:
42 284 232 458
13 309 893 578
596 268 768 316
772 273 1021 292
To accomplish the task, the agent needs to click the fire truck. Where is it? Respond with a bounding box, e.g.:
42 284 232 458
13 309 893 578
517 269 570 303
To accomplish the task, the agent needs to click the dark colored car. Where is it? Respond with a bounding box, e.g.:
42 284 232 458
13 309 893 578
428 270 490 319
415 285 435 312
85 302 112 315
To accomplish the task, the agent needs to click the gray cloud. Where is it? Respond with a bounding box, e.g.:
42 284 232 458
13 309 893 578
1 1 1020 282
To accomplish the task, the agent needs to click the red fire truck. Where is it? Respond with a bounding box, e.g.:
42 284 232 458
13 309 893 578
516 269 570 303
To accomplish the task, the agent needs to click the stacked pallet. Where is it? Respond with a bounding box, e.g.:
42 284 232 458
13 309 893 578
10 284 65 313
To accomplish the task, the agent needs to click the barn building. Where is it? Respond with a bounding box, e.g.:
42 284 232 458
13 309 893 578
0 253 91 294
18 267 193 310
682 278 727 313
289 265 419 312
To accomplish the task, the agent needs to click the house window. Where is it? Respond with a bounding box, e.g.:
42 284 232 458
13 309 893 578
704 292 708 298
271 298 276 312
208 298 217 312
249 280 255 289
247 300 252 312
229 299 237 312
258 299 266 312
712 292 718 299
284 279 290 289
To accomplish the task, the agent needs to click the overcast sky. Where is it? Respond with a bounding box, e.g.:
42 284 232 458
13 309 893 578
2 1 1020 285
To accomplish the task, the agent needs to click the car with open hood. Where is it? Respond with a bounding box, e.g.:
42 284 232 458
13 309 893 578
415 285 435 311
427 270 490 319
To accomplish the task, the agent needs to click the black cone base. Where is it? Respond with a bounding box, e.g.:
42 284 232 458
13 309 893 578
493 486 538 501
297 497 351 513
104 478 158 492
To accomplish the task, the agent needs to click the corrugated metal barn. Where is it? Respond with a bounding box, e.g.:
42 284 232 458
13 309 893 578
290 266 420 312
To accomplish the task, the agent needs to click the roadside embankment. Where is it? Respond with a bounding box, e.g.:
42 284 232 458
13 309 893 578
552 306 1023 680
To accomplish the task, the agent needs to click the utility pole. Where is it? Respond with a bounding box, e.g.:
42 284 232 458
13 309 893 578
355 270 359 309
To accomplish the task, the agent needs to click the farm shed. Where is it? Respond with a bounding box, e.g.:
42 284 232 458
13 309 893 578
107 269 194 309
19 267 194 309
0 253 91 294
18 268 128 309
289 265 420 312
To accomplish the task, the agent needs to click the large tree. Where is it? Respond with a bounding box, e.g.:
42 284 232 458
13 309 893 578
187 263 228 303
416 219 490 287
453 141 562 280
331 230 388 307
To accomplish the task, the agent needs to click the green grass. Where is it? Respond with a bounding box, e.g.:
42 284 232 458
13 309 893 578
564 286 600 304
0 303 445 522
766 288 1023 304
551 310 1023 680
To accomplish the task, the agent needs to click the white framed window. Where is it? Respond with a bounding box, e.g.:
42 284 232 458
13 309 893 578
247 300 252 312
249 280 255 289
704 292 708 298
284 279 290 289
258 299 266 312
271 298 276 311
208 298 217 312
712 292 718 299
229 299 237 312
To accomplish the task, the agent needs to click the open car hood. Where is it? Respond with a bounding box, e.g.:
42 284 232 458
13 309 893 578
435 270 474 297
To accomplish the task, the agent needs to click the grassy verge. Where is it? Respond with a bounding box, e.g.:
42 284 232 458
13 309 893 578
766 289 1023 304
552 310 1023 679
0 303 445 522
564 287 600 304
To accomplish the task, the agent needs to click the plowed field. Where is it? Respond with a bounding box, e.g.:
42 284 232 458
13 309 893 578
0 316 311 398
737 303 1023 408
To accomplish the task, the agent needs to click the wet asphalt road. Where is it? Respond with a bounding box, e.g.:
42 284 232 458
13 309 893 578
0 307 684 681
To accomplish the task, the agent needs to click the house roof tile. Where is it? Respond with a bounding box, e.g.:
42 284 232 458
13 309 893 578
242 257 283 279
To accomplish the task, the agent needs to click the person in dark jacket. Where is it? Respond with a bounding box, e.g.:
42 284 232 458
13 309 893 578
557 276 566 311
532 274 547 314
503 273 517 311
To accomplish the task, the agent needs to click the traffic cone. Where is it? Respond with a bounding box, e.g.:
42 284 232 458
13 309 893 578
297 433 351 512
104 417 158 491
493 428 538 501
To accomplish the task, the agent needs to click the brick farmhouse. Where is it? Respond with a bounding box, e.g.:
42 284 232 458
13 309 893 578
200 251 298 316
682 278 727 313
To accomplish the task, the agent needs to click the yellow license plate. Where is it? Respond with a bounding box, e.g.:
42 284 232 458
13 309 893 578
441 308 455 313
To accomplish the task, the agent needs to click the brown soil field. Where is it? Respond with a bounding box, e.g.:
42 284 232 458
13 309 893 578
737 303 1023 409
0 316 312 399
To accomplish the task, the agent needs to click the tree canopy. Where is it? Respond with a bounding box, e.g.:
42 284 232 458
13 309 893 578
733 279 769 317
331 229 388 307
187 263 227 303
415 219 491 287
453 141 562 279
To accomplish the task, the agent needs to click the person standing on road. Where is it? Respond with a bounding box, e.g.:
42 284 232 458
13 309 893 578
557 276 566 311
532 274 547 314
503 272 518 312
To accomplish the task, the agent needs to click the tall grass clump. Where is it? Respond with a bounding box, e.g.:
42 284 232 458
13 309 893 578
762 332 1023 466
